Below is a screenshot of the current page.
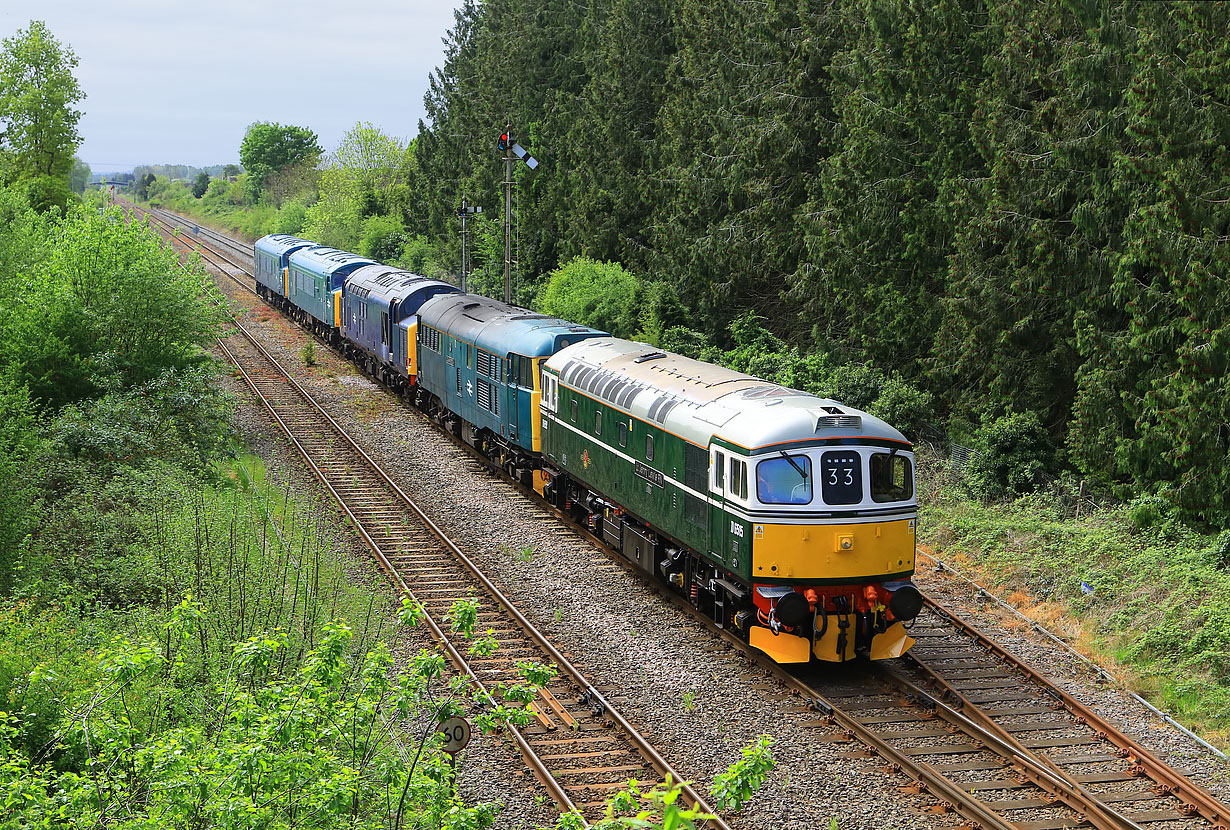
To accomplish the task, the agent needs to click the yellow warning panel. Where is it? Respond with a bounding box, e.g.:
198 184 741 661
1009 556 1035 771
752 518 916 580
749 626 811 663
407 319 418 376
869 622 914 661
813 614 856 662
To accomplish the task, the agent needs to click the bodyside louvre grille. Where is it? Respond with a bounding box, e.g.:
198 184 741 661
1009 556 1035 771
654 399 679 424
478 378 498 414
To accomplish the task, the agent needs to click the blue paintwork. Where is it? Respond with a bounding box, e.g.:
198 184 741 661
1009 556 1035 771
253 234 315 298
342 264 460 378
415 293 608 451
286 246 375 330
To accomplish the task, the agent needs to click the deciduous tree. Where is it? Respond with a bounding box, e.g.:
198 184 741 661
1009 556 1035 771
69 156 89 193
239 121 321 199
0 20 84 209
536 256 640 337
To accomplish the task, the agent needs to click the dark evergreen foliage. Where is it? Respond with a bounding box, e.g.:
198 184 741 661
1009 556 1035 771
412 0 1230 521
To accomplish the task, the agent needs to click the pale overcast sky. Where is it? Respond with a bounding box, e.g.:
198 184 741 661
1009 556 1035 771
0 0 462 173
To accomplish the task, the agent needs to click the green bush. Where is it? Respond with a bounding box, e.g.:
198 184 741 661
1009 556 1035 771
536 256 641 337
302 168 362 250
1128 494 1175 531
397 234 439 275
273 198 308 235
358 212 406 262
21 175 73 213
1209 531 1230 571
965 411 1055 501
48 366 232 468
661 325 716 360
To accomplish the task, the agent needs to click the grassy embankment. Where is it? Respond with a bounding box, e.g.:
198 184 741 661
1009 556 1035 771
918 452 1230 748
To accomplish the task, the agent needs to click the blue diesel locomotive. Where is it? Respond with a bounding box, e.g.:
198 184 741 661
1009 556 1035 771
254 233 923 664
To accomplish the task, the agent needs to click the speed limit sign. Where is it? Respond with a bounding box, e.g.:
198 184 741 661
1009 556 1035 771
438 717 472 754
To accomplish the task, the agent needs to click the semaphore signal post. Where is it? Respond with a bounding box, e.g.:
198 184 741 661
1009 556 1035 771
497 125 538 305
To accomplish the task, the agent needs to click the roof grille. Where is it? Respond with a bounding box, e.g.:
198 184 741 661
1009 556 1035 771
816 415 862 431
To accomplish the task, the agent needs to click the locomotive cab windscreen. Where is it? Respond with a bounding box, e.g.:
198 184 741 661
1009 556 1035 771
749 447 914 510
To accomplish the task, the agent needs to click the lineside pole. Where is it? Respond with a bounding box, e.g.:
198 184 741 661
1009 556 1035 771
503 122 513 305
460 195 469 293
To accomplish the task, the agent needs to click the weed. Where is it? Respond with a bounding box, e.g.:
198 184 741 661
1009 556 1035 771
350 393 391 423
500 542 534 562
300 341 316 366
710 734 775 812
682 690 696 711
553 608 563 623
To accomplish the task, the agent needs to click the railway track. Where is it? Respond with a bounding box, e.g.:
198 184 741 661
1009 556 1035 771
783 604 1230 830
148 206 255 264
128 201 730 828
138 201 1230 830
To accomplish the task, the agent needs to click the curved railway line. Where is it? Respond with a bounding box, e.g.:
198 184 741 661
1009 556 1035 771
127 201 730 828
131 201 1230 830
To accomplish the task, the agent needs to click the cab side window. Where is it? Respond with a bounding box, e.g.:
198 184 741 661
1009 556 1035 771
729 458 747 500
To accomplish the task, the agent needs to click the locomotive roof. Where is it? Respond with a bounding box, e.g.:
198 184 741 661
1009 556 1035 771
545 338 909 452
254 234 317 257
345 264 460 310
288 245 376 278
416 293 607 357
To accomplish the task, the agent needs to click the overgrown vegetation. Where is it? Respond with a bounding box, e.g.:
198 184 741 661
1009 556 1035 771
920 453 1230 746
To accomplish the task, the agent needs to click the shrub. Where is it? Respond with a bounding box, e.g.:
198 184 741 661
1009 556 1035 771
273 199 307 235
397 234 438 275
48 365 232 468
965 411 1055 501
21 175 72 213
357 213 405 262
1207 530 1230 571
536 256 641 337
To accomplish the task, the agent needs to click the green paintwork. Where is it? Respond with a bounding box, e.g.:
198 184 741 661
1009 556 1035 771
542 372 752 582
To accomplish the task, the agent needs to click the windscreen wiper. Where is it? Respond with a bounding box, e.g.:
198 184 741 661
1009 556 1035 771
780 450 808 480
